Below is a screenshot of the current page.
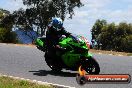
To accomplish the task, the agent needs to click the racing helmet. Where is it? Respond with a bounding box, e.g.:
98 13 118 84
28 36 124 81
51 17 63 29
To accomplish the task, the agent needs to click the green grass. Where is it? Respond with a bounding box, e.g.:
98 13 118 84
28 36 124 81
127 53 132 56
0 76 54 88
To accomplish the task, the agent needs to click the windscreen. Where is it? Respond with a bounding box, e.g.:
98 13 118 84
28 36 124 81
70 34 82 43
71 34 90 48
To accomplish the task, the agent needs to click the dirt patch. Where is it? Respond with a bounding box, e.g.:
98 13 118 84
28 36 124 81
1 43 131 56
89 49 132 56
0 43 35 47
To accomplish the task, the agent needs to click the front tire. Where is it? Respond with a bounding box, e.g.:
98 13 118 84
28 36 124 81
83 57 100 74
76 74 87 85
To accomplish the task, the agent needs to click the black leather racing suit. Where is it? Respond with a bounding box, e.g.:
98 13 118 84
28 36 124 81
46 26 71 55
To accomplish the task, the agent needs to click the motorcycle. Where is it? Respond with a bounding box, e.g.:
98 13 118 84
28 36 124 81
35 34 100 74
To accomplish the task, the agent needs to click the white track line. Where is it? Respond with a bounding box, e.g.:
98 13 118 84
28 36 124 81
0 74 75 88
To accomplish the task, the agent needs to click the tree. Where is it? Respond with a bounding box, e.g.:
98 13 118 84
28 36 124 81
91 19 107 49
0 27 18 43
12 8 41 43
0 8 18 43
0 8 10 20
114 22 132 52
13 0 83 36
91 19 132 52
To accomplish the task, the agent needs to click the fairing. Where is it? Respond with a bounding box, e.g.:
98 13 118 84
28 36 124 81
59 34 92 67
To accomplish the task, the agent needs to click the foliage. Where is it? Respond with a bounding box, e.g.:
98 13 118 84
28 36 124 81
91 19 107 49
91 19 132 52
0 8 10 20
0 8 18 43
1 0 83 43
12 0 83 36
0 28 18 43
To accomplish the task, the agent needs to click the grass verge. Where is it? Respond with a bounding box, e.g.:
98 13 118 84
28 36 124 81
0 76 54 88
127 53 132 56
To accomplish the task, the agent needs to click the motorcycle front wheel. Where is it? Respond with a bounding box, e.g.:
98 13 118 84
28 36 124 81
83 57 100 74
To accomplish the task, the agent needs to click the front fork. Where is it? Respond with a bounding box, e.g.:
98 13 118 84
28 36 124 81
79 53 94 75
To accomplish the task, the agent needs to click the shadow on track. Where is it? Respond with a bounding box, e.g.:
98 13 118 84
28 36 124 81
29 70 77 77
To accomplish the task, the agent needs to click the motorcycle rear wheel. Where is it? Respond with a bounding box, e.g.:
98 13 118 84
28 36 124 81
45 53 62 72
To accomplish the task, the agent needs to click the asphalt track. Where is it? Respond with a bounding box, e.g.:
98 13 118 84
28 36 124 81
0 44 132 88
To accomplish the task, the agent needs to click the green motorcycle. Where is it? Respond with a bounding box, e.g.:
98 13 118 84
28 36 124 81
35 34 100 74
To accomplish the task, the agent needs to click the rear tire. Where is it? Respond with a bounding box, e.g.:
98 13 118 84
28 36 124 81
45 52 62 72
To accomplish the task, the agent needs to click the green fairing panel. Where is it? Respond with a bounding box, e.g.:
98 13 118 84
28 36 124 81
62 52 92 67
87 52 93 58
59 36 92 67
62 52 80 67
59 38 72 48
59 38 80 67
35 38 44 47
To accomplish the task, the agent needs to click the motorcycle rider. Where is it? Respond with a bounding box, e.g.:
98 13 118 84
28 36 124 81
46 17 71 57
